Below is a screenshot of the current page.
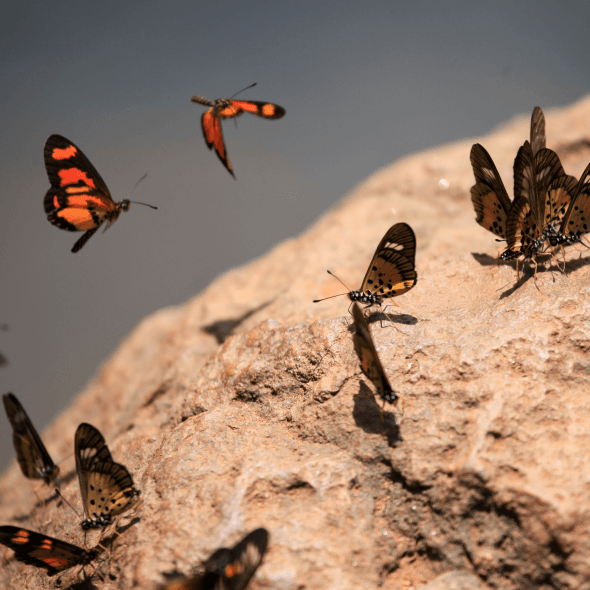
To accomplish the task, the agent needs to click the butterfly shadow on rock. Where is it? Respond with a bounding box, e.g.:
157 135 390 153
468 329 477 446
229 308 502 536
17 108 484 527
352 383 401 447
471 252 500 266
61 579 98 590
202 300 273 345
364 309 417 328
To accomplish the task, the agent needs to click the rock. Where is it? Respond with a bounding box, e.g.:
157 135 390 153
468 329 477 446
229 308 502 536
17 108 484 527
3 97 590 589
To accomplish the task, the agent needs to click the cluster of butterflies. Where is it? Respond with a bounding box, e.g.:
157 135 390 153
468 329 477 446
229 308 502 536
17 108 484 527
0 393 268 589
470 106 590 268
44 84 285 252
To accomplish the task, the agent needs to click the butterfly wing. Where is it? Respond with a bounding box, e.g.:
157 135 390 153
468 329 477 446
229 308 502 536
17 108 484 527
222 100 286 120
359 223 417 300
200 109 234 178
2 393 60 486
530 106 546 156
559 162 590 241
513 143 566 230
159 529 268 590
0 526 97 576
351 303 397 404
503 196 539 259
206 528 269 590
469 144 512 238
75 423 139 528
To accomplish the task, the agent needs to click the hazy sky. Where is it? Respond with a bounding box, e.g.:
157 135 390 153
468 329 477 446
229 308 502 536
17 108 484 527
2 0 590 472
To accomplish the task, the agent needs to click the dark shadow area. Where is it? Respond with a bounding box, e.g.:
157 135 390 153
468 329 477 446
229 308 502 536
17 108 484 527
360 309 418 328
202 300 273 345
62 579 98 590
556 138 590 155
352 382 401 447
471 252 499 266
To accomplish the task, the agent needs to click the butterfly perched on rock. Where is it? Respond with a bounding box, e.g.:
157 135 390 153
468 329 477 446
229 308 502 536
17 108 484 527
160 528 268 590
314 223 417 314
500 141 574 263
351 303 397 405
470 106 546 241
191 83 286 178
0 526 101 576
75 423 140 530
43 134 157 252
2 393 60 487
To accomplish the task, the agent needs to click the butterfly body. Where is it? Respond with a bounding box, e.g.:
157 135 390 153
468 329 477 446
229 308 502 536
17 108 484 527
0 526 99 576
75 423 140 530
43 135 154 252
351 303 397 404
160 528 268 590
191 87 286 177
2 393 60 487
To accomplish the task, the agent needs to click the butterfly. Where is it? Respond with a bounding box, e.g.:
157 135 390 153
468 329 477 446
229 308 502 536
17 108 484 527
0 526 100 576
351 303 397 405
500 142 574 263
2 393 60 487
160 528 268 590
43 134 157 252
470 106 546 241
75 423 141 530
314 223 417 312
191 83 286 178
548 161 590 247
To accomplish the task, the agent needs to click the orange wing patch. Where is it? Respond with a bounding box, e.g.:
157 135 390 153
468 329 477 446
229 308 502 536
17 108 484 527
51 145 77 160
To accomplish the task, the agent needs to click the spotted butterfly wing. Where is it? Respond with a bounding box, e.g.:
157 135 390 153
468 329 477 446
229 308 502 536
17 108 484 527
0 526 99 576
160 528 269 590
43 135 138 252
555 162 590 245
2 393 60 487
75 423 140 530
351 303 397 404
470 143 512 238
191 90 286 177
354 222 417 305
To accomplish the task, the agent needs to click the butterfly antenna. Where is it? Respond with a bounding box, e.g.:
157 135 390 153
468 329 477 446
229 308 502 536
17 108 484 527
55 489 82 518
313 270 353 303
129 200 158 210
229 82 257 100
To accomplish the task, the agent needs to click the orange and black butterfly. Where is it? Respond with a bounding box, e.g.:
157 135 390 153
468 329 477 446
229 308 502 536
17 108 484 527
75 423 141 530
314 223 417 311
470 106 547 240
351 303 397 405
43 134 157 252
160 528 268 590
2 393 60 487
0 526 100 576
191 83 286 178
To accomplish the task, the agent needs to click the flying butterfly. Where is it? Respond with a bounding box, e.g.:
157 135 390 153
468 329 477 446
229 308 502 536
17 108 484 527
351 303 397 405
43 134 157 252
191 83 286 178
0 526 100 577
2 393 60 487
470 106 546 240
160 528 268 590
314 223 417 314
500 141 574 263
75 423 141 530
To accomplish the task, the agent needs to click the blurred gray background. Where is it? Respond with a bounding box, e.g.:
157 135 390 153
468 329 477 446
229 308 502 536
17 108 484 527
1 0 589 472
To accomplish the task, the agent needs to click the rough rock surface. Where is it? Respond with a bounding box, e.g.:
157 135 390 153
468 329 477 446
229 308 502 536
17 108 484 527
3 97 590 590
